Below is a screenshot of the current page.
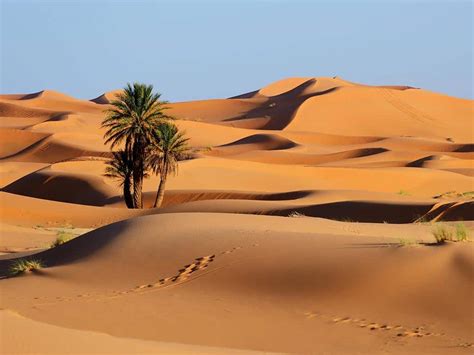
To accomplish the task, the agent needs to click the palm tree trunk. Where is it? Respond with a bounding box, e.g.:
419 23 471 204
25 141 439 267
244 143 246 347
132 141 144 209
132 171 143 208
123 177 133 209
153 177 167 208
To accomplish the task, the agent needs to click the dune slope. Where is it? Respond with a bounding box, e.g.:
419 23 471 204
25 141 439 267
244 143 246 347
1 214 473 354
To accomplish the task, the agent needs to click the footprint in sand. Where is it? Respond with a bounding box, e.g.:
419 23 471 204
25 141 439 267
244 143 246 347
135 244 250 291
305 311 442 339
136 254 216 290
35 244 253 305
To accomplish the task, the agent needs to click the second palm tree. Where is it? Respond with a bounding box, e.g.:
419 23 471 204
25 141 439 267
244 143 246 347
148 122 190 208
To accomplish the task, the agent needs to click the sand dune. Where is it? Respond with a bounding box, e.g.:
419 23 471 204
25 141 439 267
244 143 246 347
287 86 473 140
156 157 473 198
1 310 257 354
90 89 124 104
173 78 343 130
1 136 108 163
157 197 472 223
0 214 472 354
0 77 472 354
1 90 101 113
169 98 264 128
0 100 63 129
0 162 49 188
0 90 76 101
3 168 119 206
214 133 298 153
0 129 49 159
0 192 148 227
211 146 389 165
258 77 314 96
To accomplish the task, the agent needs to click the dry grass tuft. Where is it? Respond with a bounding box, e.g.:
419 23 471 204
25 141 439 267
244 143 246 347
432 223 470 244
50 230 73 248
288 211 306 218
9 259 44 276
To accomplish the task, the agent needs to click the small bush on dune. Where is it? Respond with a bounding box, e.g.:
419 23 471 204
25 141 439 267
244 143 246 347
9 259 44 276
432 225 453 244
398 238 419 247
461 191 474 198
455 223 469 241
50 231 73 248
198 145 213 152
288 211 306 218
431 223 471 244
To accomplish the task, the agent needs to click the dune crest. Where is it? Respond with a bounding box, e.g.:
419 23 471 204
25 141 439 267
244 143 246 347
90 89 124 104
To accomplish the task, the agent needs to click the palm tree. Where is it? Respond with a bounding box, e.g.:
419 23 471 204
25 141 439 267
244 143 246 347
104 150 134 208
102 83 172 208
148 122 190 208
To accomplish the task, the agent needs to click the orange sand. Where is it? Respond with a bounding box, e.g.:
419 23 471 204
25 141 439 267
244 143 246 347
0 77 473 354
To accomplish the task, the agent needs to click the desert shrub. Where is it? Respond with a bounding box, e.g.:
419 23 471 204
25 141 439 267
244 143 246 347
288 211 306 218
432 223 470 244
398 238 418 247
9 259 44 276
432 225 453 244
461 191 474 198
50 231 73 248
455 223 469 241
397 190 410 196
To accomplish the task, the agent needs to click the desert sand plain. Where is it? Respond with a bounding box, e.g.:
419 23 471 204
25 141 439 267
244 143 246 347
0 77 473 354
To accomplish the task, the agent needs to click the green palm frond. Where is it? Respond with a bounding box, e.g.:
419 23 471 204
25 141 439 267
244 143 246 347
147 122 190 177
102 83 173 150
104 150 134 187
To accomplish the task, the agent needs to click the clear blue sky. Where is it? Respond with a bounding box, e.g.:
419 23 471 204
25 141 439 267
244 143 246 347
1 0 472 101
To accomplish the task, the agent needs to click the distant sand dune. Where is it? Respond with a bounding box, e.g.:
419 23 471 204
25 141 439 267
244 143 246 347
1 90 103 113
210 146 389 165
0 129 50 159
90 89 124 104
155 197 472 223
1 136 108 163
0 101 65 129
287 85 472 141
0 192 148 227
3 168 118 206
216 133 298 152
